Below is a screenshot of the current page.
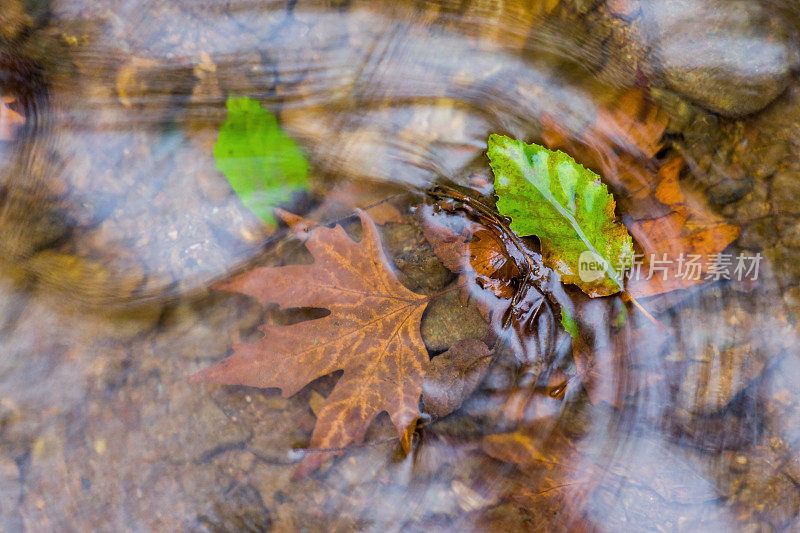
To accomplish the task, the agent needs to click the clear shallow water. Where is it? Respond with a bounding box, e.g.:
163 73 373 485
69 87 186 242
1 0 800 530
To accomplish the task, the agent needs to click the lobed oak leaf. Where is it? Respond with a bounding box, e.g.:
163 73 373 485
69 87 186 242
191 209 430 475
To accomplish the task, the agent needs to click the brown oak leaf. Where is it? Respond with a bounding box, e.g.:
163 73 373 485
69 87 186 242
191 209 430 475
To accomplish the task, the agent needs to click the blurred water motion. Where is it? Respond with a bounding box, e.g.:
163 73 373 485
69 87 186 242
0 0 799 530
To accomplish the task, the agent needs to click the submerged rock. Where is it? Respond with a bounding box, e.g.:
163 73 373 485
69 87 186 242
771 169 800 216
0 0 31 43
642 0 799 117
668 288 795 416
421 286 489 352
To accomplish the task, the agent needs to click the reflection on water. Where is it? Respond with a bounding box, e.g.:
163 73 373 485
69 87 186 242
1 0 800 530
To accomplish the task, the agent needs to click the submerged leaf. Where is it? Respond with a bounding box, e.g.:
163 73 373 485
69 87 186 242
213 96 309 225
481 426 601 531
0 95 25 141
468 229 519 299
541 90 741 299
192 210 430 475
488 134 634 297
625 159 740 298
422 339 493 418
560 308 579 339
417 204 574 367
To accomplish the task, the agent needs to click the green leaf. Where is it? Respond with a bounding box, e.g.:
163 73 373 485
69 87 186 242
213 96 309 225
488 134 633 297
560 308 579 339
612 298 628 330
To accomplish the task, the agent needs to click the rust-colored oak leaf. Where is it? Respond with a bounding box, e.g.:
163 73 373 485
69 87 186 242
191 209 430 475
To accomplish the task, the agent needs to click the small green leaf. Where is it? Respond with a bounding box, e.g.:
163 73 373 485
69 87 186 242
560 308 579 339
613 298 628 330
213 96 309 225
488 134 633 297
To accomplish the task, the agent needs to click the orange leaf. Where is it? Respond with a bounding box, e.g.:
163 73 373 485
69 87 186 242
191 210 430 475
652 156 686 209
468 229 519 299
593 87 669 159
626 159 740 298
542 89 740 298
481 426 600 530
626 223 740 298
0 95 25 141
418 204 570 367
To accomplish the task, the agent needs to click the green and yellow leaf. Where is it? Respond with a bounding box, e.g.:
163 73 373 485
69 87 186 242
488 134 633 297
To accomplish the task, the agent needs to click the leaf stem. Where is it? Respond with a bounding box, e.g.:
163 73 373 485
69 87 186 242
627 295 667 332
